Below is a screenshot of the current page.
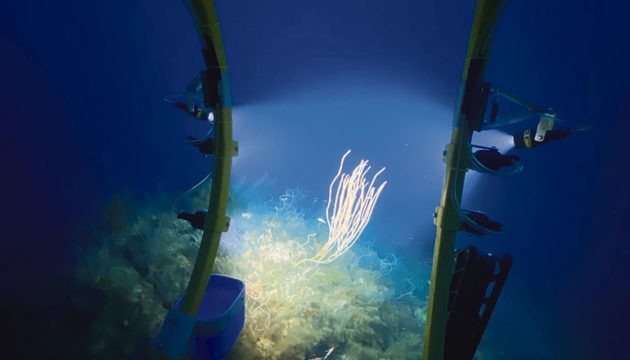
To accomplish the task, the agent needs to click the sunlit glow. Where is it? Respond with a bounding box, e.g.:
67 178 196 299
228 80 453 247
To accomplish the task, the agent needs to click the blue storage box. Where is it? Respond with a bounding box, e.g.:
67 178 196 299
193 274 246 359
154 274 245 359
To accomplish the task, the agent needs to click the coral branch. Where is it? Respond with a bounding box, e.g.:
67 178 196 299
298 150 387 265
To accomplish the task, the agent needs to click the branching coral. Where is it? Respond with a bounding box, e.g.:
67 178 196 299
297 150 387 265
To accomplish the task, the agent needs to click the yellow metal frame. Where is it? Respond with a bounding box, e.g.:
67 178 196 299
422 1 505 359
179 0 237 318
159 1 236 359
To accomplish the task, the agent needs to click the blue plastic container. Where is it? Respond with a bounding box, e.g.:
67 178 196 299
153 274 245 359
193 274 246 359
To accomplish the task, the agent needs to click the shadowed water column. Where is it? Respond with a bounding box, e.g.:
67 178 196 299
297 149 387 265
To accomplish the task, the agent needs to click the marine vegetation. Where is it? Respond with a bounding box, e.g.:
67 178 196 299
75 153 429 359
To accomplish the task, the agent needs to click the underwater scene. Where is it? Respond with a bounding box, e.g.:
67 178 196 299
2 0 629 359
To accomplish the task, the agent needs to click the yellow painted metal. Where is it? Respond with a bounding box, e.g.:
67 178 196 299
422 1 505 359
183 0 228 69
177 0 235 317
159 2 234 359
180 108 235 315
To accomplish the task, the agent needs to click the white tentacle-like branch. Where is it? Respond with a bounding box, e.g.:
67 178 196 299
299 149 387 265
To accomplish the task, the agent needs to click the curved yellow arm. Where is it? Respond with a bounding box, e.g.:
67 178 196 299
423 1 505 359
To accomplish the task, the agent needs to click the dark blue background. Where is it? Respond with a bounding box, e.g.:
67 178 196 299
1 0 628 358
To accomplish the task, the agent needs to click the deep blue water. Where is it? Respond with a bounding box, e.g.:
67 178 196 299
1 0 628 358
